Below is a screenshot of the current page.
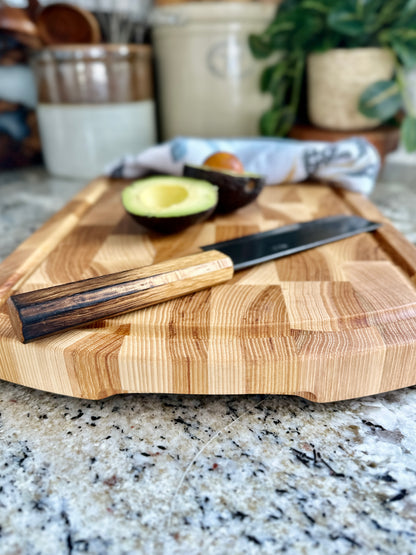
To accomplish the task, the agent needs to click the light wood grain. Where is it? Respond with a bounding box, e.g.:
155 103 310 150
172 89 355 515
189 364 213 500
1 178 416 401
7 250 234 343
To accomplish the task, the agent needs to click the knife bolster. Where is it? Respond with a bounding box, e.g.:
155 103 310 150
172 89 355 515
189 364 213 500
7 249 234 343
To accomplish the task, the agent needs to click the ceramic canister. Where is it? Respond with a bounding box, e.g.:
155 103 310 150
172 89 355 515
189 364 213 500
151 2 278 140
33 44 157 178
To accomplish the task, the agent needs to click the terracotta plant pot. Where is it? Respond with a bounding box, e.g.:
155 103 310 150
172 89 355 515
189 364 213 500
307 48 395 131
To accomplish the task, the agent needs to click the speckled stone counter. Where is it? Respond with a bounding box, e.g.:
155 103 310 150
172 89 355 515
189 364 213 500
1 164 416 555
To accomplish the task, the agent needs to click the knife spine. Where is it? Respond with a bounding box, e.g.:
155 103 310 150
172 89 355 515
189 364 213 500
202 215 379 252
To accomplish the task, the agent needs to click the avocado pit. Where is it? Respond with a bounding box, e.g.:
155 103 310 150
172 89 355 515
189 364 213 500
184 152 265 213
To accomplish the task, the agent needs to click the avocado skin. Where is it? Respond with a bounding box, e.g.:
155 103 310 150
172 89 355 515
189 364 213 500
126 206 216 235
183 164 265 213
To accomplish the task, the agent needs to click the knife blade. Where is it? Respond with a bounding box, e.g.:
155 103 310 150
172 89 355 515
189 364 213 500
7 214 380 343
202 214 380 270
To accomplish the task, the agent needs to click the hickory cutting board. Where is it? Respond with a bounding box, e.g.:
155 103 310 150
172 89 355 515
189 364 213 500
1 177 416 402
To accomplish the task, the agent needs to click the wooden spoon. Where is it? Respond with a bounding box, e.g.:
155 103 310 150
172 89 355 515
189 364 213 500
0 4 38 36
37 2 101 45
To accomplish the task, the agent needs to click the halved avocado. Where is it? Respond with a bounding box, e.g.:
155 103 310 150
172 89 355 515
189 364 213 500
121 176 218 234
183 164 265 214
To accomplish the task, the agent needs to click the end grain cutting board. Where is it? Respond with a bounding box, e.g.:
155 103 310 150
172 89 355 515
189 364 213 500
1 178 416 402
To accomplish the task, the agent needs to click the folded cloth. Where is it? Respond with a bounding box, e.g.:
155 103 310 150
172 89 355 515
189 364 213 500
107 136 381 196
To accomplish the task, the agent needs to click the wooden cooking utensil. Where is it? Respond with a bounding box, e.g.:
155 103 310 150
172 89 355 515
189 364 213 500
0 4 38 36
37 3 101 45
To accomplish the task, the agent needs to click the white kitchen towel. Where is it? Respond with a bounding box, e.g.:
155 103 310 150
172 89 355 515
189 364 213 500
107 136 381 196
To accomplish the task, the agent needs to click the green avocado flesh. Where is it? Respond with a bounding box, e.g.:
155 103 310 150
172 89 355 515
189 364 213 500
121 176 218 234
183 164 265 213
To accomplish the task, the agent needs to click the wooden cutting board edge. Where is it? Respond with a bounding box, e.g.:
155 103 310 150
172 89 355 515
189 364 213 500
0 177 115 305
1 178 416 403
338 187 416 283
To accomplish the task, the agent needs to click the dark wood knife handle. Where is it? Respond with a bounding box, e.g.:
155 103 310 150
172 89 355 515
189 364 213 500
7 250 234 343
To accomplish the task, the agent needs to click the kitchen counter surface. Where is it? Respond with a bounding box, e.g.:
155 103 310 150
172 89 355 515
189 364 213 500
1 163 416 554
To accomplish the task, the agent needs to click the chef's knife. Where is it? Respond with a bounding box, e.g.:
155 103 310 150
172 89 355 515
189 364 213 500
7 214 380 343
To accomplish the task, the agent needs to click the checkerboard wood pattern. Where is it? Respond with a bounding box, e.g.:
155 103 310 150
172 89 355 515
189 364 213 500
1 177 415 401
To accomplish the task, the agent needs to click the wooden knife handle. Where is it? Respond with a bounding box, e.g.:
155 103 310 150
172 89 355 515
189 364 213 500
7 250 234 343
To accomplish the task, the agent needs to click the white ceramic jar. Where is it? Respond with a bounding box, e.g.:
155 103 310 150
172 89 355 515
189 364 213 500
151 2 277 140
33 44 157 179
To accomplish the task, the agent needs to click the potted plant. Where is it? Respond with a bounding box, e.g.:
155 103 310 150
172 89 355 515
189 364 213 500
249 0 416 151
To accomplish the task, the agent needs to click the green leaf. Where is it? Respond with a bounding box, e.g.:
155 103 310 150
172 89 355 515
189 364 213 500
248 34 273 59
406 0 416 8
328 9 366 37
374 0 411 30
276 106 296 136
403 0 416 14
270 78 291 110
265 18 296 38
391 38 416 68
388 27 416 41
401 115 416 151
312 31 345 52
292 15 325 48
260 65 275 93
358 80 402 120
260 107 295 137
260 60 289 94
260 109 281 136
269 31 294 50
301 0 332 14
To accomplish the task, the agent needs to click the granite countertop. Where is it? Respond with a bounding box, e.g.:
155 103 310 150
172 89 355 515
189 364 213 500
1 164 416 554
